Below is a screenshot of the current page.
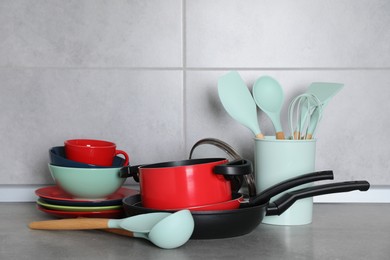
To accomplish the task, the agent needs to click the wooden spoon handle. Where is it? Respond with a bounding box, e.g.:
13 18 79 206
103 228 135 237
276 132 285 140
293 131 301 140
29 218 110 230
255 133 264 139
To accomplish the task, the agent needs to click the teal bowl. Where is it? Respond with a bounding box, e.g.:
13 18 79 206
48 164 126 199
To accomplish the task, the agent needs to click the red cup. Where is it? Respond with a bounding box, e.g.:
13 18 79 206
64 139 129 167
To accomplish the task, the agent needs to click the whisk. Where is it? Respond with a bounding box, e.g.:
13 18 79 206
288 93 323 140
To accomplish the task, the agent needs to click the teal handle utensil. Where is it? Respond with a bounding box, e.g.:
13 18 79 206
305 106 322 139
293 82 344 139
29 210 194 249
218 71 264 139
107 212 171 232
307 82 344 103
130 210 194 249
288 93 322 140
252 76 285 139
295 98 311 139
305 82 344 139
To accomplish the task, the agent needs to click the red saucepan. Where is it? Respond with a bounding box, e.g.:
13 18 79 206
120 158 252 210
122 171 370 239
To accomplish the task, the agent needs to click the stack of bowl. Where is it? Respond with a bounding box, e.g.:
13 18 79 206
35 139 138 218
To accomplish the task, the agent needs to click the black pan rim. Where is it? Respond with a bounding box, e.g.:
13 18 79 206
122 194 268 215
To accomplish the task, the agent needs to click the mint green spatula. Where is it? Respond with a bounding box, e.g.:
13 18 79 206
303 82 344 139
218 71 264 139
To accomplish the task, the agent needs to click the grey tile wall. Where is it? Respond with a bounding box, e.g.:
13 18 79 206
186 0 390 68
0 0 182 67
0 0 389 185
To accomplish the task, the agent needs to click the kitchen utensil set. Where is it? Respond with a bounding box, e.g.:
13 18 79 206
28 73 354 248
30 137 370 247
218 71 344 140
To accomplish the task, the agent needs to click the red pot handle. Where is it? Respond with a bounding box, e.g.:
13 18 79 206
213 159 253 177
119 165 140 182
120 159 253 185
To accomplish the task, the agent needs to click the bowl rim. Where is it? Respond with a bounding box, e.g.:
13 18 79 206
48 163 123 171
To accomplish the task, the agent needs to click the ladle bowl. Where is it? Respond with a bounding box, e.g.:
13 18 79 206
142 209 194 249
252 75 285 139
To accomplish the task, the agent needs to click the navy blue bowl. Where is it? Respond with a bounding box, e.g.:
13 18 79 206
49 146 126 168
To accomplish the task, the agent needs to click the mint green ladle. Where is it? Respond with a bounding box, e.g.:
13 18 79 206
29 210 194 249
252 76 285 139
218 71 264 139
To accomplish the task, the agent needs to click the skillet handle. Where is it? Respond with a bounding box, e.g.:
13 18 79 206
266 180 370 216
213 159 253 177
249 170 334 206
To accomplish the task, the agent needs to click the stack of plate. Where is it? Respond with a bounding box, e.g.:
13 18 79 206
35 186 138 219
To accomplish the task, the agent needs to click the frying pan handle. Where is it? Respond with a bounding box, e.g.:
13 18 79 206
266 180 370 216
213 159 253 177
119 165 140 182
249 170 334 206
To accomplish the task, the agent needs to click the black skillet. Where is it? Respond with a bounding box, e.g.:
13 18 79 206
123 170 370 239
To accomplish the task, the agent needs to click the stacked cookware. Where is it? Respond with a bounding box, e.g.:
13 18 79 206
29 73 371 248
35 139 136 218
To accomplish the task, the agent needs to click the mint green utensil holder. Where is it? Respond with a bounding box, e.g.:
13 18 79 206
254 136 316 225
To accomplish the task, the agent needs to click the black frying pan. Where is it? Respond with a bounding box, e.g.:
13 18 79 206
123 170 370 239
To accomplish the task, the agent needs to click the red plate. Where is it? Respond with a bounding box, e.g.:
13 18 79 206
36 205 125 219
35 186 138 206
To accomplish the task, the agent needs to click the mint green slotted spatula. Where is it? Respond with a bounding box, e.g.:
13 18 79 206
218 71 264 139
304 82 344 139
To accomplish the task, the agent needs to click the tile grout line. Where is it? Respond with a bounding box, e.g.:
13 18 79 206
0 66 389 71
185 67 390 71
182 0 187 153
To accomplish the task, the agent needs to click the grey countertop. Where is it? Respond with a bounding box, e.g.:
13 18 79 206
1 203 389 260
